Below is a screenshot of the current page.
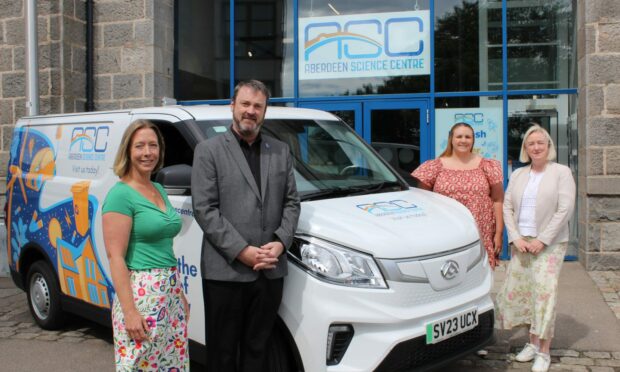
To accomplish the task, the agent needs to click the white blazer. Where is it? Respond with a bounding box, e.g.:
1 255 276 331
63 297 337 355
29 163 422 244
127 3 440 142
503 162 576 246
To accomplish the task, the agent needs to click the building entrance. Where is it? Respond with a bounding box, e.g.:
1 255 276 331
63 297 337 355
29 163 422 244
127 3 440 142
299 100 429 185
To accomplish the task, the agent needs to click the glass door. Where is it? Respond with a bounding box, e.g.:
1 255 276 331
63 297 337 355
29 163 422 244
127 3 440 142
300 100 428 185
364 100 428 185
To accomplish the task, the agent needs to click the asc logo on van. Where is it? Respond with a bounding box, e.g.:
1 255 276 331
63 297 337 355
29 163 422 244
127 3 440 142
68 126 109 161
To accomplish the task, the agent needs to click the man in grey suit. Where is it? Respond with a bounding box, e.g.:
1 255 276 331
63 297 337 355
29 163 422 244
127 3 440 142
191 80 300 372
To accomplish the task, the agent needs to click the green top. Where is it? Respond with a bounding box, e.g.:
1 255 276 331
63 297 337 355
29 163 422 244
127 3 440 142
102 182 181 270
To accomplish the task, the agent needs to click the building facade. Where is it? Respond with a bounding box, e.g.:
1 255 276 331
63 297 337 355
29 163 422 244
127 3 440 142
0 0 618 270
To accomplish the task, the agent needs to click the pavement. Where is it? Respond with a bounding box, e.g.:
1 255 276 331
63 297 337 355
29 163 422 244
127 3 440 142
0 262 619 372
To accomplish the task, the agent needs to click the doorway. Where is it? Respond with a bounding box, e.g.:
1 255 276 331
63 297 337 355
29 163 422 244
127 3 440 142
299 100 429 185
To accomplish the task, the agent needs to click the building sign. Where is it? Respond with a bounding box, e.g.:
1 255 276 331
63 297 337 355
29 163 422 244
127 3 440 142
299 11 430 80
435 108 504 164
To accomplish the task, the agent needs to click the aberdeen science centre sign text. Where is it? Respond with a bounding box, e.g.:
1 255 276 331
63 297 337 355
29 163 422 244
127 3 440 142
299 11 430 80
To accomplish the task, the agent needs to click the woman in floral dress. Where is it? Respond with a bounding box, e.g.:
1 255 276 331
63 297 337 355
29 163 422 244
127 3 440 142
103 120 190 371
495 124 575 372
411 122 504 268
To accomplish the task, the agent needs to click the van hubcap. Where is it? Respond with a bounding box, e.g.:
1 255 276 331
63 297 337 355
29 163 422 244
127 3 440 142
30 274 50 320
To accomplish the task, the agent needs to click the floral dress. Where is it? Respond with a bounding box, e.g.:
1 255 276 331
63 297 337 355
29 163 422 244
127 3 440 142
411 158 503 268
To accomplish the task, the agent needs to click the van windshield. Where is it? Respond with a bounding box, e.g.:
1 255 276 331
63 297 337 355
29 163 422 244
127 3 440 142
195 119 406 200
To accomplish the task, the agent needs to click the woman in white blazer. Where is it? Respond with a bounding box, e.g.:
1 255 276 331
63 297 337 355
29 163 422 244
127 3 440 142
495 125 576 372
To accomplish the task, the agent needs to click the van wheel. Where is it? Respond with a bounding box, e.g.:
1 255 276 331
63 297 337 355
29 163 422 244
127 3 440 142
265 326 301 372
26 261 65 329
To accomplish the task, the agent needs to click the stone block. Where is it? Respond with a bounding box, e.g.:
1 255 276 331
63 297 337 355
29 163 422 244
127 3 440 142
595 358 620 367
50 15 61 41
64 16 85 45
67 71 86 98
586 117 620 146
94 100 121 111
587 176 620 195
62 0 74 17
605 84 620 114
5 18 25 45
2 125 15 151
95 0 145 23
14 98 26 119
37 16 49 43
74 0 86 22
588 222 601 252
588 196 620 221
38 42 61 70
13 46 24 71
0 22 4 44
587 54 620 84
95 48 121 73
0 0 23 18
112 73 143 99
0 48 12 72
586 0 620 23
599 23 620 52
50 69 61 95
601 223 620 251
587 147 604 175
38 69 50 95
94 75 111 100
103 23 134 47
135 21 153 45
586 252 620 270
37 0 60 16
121 98 155 109
1 72 25 98
121 46 152 72
71 45 86 72
0 100 13 125
584 24 596 55
608 148 620 175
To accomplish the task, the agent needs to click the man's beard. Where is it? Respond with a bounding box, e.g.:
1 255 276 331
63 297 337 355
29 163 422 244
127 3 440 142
234 114 262 137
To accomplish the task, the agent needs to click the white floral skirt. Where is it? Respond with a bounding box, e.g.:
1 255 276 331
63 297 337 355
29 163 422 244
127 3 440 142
112 267 189 372
495 240 567 339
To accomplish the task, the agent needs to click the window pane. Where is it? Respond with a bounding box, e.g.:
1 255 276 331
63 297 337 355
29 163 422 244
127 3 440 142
298 0 430 97
435 0 502 92
507 0 576 89
234 0 294 98
176 0 230 100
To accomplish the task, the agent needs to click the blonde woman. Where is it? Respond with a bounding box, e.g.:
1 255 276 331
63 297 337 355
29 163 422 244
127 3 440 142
103 120 189 371
496 124 576 372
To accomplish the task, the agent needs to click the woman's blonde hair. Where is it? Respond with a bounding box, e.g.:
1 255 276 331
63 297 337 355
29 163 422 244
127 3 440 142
439 122 475 158
113 119 165 177
519 123 556 163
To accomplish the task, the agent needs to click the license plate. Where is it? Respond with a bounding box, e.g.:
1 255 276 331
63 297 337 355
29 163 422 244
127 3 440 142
425 308 478 344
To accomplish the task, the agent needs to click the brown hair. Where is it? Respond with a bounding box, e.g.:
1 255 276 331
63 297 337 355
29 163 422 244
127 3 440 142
439 122 475 158
113 119 165 177
232 79 271 102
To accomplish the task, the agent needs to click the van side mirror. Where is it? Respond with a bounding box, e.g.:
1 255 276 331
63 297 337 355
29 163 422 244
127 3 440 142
155 164 192 195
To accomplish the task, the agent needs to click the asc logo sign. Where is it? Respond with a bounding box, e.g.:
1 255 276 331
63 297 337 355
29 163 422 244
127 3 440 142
69 126 109 161
299 11 430 80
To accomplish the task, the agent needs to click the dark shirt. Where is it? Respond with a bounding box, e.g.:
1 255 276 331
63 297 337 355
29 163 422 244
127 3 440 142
231 126 261 193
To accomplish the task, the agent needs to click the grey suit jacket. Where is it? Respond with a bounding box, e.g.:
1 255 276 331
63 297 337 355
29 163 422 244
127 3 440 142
191 129 300 281
503 162 576 246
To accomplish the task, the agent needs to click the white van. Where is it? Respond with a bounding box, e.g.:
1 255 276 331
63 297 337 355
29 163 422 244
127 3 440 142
5 105 494 371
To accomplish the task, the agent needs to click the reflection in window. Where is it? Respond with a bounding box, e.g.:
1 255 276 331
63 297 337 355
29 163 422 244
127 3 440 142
234 0 294 97
176 0 230 100
505 0 575 90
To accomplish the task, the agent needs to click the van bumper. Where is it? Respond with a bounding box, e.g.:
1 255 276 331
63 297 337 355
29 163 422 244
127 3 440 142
279 260 495 372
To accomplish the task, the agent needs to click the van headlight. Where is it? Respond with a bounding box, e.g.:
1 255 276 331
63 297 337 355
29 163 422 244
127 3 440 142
289 237 387 289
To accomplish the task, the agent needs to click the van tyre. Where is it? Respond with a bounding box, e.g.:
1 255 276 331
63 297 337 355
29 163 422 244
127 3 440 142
26 261 65 329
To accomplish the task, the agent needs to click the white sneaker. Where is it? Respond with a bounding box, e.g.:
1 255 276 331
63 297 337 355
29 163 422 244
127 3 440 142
515 343 539 362
531 352 551 372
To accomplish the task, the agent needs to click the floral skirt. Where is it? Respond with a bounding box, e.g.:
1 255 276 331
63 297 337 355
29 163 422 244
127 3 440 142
112 267 189 372
495 240 567 339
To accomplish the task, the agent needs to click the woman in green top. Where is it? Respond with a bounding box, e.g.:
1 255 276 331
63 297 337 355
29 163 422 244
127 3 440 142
103 120 189 371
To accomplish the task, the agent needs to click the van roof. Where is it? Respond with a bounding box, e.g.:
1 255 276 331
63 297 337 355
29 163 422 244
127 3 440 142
20 104 339 122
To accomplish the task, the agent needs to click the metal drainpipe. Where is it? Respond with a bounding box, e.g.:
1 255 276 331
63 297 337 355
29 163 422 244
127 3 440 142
86 0 94 111
25 0 39 116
